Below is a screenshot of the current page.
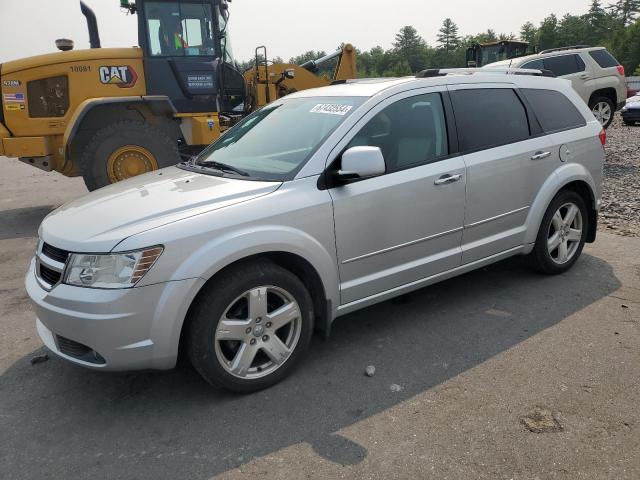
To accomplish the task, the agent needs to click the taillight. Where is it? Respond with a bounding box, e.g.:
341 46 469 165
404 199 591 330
617 65 625 77
599 129 607 147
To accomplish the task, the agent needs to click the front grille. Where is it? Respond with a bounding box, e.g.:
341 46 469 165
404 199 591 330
42 242 69 263
36 242 69 288
55 335 106 364
39 264 61 285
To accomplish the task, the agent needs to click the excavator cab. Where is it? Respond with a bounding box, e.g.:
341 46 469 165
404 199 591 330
131 0 245 113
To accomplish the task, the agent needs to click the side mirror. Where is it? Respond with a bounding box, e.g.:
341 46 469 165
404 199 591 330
337 146 386 181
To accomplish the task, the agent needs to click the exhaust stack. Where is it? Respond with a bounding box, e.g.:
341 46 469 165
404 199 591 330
80 1 101 48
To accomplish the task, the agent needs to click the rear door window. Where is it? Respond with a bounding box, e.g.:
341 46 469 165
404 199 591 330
589 49 620 68
521 88 587 133
450 88 530 152
543 55 585 76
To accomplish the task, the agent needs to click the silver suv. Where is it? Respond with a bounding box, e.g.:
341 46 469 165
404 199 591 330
486 46 626 128
26 70 605 392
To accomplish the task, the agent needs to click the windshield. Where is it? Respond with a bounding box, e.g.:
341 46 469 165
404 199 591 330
481 43 529 66
195 96 365 181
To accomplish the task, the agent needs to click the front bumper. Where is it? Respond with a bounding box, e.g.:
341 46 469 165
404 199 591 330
25 258 204 371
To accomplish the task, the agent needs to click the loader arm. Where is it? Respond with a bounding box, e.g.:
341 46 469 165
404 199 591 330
245 44 357 111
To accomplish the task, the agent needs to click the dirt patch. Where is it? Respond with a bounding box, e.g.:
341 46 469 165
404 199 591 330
521 407 563 433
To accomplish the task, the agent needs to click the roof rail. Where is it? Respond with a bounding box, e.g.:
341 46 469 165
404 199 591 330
416 68 556 78
330 77 400 86
539 45 591 54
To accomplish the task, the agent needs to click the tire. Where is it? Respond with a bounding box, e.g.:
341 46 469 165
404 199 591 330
79 120 180 191
589 96 615 129
623 119 636 126
187 260 314 393
530 190 588 275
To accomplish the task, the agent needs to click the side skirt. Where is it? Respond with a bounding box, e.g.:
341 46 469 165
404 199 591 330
334 245 526 319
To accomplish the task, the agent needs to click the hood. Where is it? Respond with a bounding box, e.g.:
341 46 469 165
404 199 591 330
40 166 281 253
2 48 141 75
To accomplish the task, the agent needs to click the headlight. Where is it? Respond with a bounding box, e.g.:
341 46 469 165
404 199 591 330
63 246 163 289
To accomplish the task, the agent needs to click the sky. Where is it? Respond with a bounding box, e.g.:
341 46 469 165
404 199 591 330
0 0 609 64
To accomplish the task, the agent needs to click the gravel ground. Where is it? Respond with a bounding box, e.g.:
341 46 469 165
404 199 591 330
600 117 640 236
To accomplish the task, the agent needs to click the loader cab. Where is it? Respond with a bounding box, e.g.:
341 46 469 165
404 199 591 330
466 40 531 68
136 0 245 113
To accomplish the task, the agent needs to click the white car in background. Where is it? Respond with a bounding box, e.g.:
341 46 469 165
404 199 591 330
621 94 640 125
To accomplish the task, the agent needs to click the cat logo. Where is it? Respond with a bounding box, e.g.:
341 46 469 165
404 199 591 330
98 65 138 88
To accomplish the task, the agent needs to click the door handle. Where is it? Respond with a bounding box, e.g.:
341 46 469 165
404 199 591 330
530 151 551 161
579 74 589 80
434 173 462 185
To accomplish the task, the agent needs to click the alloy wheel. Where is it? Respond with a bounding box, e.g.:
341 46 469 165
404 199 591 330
547 202 583 265
592 101 612 127
214 286 302 379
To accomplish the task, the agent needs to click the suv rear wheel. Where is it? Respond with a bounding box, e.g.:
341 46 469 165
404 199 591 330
187 260 314 393
589 96 615 129
530 190 588 275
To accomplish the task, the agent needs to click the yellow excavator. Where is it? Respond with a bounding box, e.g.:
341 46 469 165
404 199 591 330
0 0 356 190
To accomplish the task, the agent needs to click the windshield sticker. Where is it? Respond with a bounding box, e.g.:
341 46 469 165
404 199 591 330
310 104 353 116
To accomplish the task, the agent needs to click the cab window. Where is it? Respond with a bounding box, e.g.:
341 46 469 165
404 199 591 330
145 1 215 57
345 93 449 173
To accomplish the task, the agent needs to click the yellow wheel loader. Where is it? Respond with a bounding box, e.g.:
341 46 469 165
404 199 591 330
0 0 356 190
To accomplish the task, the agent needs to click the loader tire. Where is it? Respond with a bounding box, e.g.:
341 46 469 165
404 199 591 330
80 121 180 191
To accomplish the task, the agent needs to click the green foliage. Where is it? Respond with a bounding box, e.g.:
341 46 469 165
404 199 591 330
241 1 640 78
520 22 538 44
393 26 428 72
607 0 640 26
437 18 461 52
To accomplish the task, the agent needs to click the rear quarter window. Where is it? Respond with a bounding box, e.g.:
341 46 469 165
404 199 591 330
521 88 587 133
589 49 620 68
450 88 530 152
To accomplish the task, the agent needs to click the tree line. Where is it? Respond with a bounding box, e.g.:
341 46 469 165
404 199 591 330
241 0 640 78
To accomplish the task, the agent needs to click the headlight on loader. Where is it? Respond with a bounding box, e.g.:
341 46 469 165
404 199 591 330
63 246 163 289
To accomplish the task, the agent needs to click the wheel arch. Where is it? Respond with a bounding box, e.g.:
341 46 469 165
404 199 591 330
176 249 335 364
589 87 617 107
525 165 598 247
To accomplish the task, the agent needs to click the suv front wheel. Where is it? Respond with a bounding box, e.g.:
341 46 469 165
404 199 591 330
589 96 615 129
187 260 314 393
